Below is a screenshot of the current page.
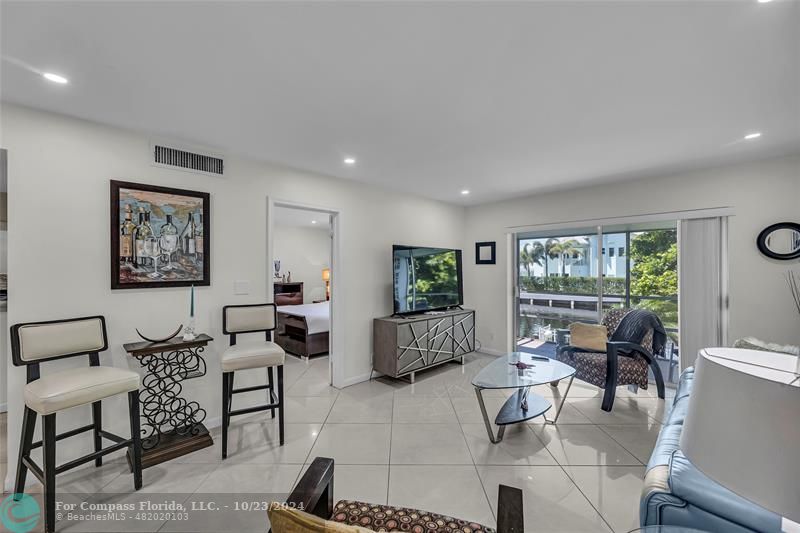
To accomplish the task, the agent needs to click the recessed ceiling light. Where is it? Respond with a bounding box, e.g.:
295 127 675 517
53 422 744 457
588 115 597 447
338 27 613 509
461 190 470 195
311 220 317 224
43 72 68 84
744 132 762 140
343 157 356 165
757 0 773 3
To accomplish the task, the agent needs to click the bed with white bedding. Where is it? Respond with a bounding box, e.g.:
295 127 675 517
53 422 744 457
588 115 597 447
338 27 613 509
274 301 329 357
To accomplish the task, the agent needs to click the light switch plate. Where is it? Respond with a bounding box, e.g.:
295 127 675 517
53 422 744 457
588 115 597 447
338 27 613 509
234 280 250 295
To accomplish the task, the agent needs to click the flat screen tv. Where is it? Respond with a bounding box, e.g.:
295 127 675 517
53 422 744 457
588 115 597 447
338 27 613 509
393 245 463 315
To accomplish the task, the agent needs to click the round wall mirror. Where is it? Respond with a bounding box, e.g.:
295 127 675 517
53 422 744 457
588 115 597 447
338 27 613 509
756 222 800 260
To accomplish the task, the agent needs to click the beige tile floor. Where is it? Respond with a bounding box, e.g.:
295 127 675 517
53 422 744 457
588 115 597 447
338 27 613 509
0 353 673 532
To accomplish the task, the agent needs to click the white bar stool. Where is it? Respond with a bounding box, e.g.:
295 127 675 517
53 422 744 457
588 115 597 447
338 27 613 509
10 315 143 533
221 303 286 459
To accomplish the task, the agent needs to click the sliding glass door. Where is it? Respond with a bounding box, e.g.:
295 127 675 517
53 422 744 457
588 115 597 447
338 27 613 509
516 222 679 383
516 228 600 358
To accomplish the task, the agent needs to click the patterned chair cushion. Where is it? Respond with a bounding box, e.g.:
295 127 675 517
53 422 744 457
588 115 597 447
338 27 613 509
330 500 495 533
562 350 649 389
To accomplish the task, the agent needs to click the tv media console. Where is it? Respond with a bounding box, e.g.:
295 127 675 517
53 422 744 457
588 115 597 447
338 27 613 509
373 308 476 382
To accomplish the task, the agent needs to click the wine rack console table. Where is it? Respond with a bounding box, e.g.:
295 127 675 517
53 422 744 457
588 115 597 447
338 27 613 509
373 309 475 382
123 334 213 468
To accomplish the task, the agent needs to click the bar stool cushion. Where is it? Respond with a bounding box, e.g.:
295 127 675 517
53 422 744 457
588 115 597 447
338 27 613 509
24 366 140 415
222 340 285 371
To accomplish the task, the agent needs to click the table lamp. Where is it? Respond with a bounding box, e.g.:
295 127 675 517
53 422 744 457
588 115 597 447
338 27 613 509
680 347 800 524
322 268 330 300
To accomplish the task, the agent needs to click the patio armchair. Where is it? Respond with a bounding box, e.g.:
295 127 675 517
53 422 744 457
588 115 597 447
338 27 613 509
269 457 524 533
554 308 666 411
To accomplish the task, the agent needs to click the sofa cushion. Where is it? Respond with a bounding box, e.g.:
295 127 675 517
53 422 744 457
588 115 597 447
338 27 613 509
330 500 496 533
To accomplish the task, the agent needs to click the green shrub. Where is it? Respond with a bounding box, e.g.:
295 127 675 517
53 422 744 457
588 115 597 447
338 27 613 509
519 276 626 295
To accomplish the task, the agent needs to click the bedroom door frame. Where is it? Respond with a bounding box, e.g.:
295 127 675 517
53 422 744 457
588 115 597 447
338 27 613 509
266 197 344 389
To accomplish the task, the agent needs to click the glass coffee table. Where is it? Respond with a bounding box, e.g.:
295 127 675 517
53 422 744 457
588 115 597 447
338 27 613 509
471 352 576 443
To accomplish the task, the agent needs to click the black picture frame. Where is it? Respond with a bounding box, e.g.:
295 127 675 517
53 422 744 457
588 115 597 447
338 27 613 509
475 241 496 265
756 222 800 261
111 180 210 289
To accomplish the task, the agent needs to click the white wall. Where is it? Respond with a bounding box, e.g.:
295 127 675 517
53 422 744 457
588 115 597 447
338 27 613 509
463 154 800 354
1 103 465 487
273 224 330 303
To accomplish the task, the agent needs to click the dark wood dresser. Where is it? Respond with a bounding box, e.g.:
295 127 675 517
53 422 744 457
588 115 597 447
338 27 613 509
274 281 303 306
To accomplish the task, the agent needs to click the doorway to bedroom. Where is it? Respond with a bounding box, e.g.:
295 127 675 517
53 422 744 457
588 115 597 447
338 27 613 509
268 199 341 388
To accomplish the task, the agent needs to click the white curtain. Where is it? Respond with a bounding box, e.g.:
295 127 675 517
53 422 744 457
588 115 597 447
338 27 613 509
678 217 729 370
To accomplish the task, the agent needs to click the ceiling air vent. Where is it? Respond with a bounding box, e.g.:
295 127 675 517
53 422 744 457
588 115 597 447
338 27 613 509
153 144 224 176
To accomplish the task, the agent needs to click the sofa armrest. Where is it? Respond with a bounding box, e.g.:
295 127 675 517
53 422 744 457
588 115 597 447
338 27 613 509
643 464 670 495
497 485 523 533
640 465 681 526
668 452 783 533
285 457 334 519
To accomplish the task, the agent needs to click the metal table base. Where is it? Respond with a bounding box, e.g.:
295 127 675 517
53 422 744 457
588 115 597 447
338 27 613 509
474 375 575 443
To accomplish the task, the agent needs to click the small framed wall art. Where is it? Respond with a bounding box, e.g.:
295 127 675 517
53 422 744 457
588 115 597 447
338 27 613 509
111 180 210 289
475 241 496 265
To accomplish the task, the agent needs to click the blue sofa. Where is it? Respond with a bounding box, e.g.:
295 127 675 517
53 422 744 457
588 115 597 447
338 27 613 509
640 367 783 532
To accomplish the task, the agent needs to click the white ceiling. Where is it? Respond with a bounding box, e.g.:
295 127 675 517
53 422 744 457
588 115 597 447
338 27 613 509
1 1 798 205
274 206 330 230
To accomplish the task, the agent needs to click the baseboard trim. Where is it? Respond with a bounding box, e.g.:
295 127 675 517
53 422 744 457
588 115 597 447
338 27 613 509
477 348 505 357
204 416 221 431
340 372 374 388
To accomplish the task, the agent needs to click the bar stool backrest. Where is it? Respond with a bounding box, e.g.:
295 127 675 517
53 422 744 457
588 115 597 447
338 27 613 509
222 303 277 337
10 316 108 381
222 303 278 346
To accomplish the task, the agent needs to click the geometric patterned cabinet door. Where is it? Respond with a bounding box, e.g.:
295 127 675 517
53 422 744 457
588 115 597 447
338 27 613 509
452 311 475 358
373 309 476 382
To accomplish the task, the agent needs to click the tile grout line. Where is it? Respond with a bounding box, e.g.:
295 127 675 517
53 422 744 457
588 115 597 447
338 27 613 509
555 402 645 465
386 381 394 506
446 364 498 525
548 392 655 532
532 387 632 532
595 425 647 466
291 361 339 490
553 459 618 533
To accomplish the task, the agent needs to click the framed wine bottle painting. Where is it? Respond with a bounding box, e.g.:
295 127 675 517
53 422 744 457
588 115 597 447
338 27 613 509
110 180 210 289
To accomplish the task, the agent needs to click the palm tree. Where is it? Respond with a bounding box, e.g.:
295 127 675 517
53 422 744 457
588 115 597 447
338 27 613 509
520 243 533 278
519 241 544 279
556 239 585 276
529 241 545 271
544 238 561 279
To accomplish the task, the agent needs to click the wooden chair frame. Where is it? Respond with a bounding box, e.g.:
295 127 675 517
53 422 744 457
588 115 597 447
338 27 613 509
276 457 524 533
